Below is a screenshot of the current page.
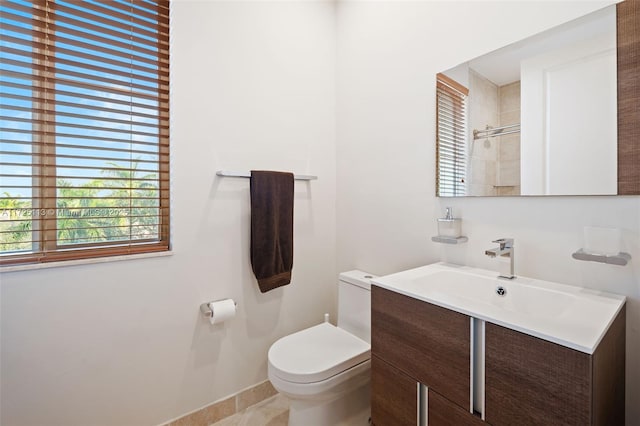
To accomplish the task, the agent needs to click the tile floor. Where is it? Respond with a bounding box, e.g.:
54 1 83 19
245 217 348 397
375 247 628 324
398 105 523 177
212 394 289 426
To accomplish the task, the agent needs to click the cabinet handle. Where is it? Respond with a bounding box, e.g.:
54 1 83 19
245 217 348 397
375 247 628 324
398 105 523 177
471 318 487 420
470 317 474 414
416 382 420 426
417 383 428 426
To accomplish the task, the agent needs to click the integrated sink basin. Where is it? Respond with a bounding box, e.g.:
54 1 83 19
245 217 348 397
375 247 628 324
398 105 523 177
372 262 626 353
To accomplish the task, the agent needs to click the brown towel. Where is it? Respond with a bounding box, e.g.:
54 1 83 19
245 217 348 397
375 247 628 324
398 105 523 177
250 170 294 293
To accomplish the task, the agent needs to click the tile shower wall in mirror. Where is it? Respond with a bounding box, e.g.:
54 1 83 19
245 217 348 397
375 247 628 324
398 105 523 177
436 5 616 197
467 70 521 196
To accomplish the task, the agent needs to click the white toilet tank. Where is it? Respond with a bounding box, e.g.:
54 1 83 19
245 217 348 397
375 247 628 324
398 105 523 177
337 270 376 344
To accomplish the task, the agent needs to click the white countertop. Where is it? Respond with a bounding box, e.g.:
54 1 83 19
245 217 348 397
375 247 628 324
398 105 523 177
371 262 626 354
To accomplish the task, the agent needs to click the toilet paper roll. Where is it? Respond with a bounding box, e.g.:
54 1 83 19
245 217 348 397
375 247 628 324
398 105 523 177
209 299 236 325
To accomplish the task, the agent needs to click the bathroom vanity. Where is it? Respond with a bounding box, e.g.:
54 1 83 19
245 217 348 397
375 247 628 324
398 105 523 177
370 263 626 425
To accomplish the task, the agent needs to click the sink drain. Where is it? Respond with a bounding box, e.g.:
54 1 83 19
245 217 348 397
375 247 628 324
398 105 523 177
496 286 507 296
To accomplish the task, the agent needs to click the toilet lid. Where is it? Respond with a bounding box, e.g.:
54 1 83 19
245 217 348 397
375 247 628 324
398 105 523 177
268 322 370 384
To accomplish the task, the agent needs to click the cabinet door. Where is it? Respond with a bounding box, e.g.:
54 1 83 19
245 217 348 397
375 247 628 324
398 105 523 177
484 323 591 425
429 390 484 426
372 286 471 410
371 355 418 426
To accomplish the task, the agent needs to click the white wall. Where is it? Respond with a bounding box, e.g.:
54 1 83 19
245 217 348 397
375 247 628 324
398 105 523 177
3 1 639 425
0 1 337 425
336 1 640 424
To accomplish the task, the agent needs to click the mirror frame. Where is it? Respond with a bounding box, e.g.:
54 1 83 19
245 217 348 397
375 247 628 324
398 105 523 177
617 0 640 195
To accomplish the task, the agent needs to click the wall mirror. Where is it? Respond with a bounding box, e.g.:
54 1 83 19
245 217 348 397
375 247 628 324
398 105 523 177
436 2 639 197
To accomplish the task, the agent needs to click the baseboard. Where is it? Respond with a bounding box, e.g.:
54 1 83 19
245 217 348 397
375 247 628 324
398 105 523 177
162 380 278 426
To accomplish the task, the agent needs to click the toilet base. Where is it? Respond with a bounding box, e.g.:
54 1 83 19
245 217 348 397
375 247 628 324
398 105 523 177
288 381 370 426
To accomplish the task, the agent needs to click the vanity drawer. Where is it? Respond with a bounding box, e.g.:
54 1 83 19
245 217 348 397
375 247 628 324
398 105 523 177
371 285 471 410
429 389 484 426
485 305 625 426
485 322 591 425
371 355 418 426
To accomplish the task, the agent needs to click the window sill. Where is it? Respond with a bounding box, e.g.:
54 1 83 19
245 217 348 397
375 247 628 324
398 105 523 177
0 250 174 273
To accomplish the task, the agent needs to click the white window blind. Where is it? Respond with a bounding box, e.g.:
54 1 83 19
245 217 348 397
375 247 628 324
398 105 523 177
0 0 170 266
436 73 468 197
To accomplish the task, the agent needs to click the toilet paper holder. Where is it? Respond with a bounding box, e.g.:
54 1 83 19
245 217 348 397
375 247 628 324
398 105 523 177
200 299 238 318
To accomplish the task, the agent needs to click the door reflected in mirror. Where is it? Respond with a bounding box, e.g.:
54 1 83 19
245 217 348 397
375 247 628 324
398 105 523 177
436 5 617 197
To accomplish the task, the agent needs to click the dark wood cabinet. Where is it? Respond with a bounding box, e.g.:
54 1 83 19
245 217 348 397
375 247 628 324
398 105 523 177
429 390 484 426
372 285 471 410
371 350 484 426
371 285 475 425
485 306 626 426
485 323 591 425
371 355 418 426
371 284 625 426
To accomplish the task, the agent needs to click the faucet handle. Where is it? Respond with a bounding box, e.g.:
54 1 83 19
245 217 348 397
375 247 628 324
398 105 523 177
492 238 514 249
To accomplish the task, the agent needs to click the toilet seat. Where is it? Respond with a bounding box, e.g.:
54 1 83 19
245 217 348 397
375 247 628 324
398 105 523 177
268 322 370 384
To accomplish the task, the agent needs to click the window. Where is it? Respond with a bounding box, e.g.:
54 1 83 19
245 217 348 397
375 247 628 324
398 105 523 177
436 73 468 197
0 0 170 266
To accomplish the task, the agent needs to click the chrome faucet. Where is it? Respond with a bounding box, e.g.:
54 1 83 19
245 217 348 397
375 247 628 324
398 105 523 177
485 238 515 279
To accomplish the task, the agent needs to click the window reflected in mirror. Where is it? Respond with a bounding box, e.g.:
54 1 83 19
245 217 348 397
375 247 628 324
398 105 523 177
436 74 468 196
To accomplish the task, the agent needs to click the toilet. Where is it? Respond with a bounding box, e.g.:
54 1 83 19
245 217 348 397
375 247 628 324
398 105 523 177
268 271 375 426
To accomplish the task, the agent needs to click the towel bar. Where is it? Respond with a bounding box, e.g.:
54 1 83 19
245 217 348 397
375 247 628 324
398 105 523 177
571 249 631 266
216 170 317 181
